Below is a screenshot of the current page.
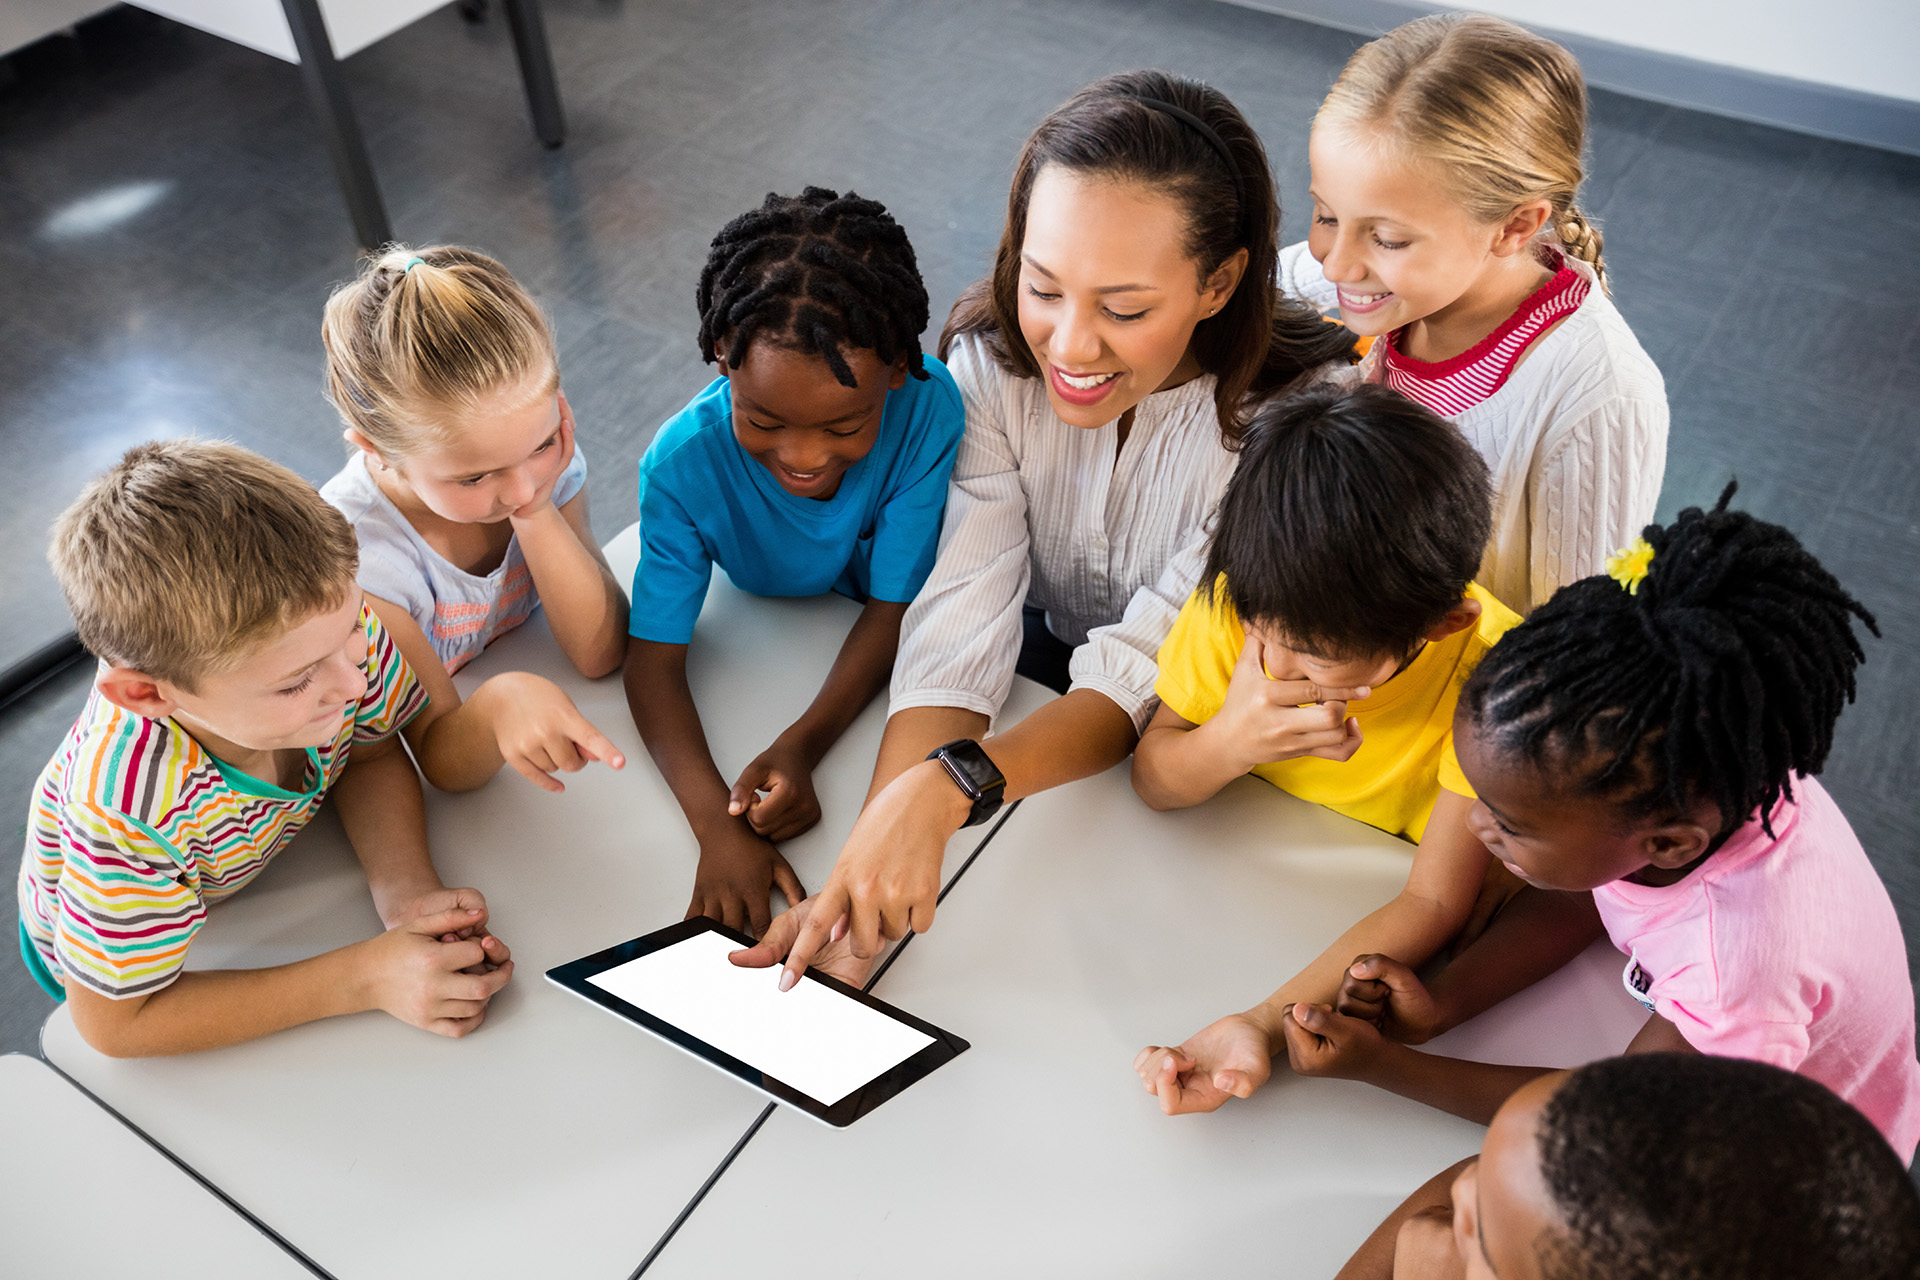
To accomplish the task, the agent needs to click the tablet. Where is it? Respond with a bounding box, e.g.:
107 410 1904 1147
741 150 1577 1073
546 917 969 1127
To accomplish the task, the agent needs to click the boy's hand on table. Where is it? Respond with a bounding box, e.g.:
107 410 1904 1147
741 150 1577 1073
728 895 871 988
482 671 626 793
1338 954 1444 1046
729 739 822 843
377 886 513 972
1211 634 1367 768
1134 1012 1274 1115
358 906 515 1038
687 822 806 938
1282 1001 1394 1081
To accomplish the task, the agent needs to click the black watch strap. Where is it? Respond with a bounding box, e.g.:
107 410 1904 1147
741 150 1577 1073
926 738 1006 828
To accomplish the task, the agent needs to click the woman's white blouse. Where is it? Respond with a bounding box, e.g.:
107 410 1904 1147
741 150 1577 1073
889 333 1239 732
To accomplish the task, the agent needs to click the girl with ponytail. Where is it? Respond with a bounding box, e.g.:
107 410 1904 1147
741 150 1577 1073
1280 13 1668 615
319 245 629 794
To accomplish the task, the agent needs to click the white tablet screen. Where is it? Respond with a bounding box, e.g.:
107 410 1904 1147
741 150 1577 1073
587 931 935 1106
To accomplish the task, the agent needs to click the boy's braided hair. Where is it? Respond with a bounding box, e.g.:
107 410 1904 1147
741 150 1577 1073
696 186 930 388
1459 483 1876 834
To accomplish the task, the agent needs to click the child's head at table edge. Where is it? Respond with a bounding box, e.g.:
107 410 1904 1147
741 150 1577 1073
697 186 931 501
1446 1053 1920 1280
1202 379 1493 691
1454 484 1878 893
323 243 570 526
50 438 369 754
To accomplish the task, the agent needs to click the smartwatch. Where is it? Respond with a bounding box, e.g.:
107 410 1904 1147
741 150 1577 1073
926 739 1007 828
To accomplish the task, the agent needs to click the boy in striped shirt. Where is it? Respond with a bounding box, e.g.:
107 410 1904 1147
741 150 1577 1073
17 440 513 1055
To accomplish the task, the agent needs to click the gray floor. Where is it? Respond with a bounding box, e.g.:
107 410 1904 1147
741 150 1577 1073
2 0 1917 1059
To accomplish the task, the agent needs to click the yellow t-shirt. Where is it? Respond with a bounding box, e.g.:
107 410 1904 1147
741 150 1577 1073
1153 582 1520 843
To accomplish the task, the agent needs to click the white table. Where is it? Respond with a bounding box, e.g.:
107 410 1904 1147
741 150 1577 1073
0 1053 316 1278
643 762 1649 1279
43 527 1051 1279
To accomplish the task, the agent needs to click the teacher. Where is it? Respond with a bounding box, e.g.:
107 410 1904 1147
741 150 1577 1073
750 71 1358 980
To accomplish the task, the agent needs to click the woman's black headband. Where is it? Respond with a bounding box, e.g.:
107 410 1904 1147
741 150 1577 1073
1135 95 1245 237
1135 96 1241 185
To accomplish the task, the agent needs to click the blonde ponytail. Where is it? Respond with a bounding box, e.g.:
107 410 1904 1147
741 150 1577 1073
1317 13 1609 293
322 244 559 457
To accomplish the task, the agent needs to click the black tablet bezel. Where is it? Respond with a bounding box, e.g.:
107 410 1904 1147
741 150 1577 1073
546 916 968 1128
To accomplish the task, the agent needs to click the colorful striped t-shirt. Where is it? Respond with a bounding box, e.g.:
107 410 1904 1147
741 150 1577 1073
15 606 428 998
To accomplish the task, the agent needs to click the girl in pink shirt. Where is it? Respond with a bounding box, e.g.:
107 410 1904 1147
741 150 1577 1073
1262 485 1920 1161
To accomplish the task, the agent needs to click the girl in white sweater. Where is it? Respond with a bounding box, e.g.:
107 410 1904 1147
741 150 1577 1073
1279 13 1668 615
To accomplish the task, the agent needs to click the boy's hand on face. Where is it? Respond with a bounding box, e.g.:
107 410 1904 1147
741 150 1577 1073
729 740 823 843
687 822 807 939
359 906 515 1038
1133 1012 1275 1115
1338 954 1445 1046
1214 634 1367 769
1282 1001 1393 1081
483 672 626 793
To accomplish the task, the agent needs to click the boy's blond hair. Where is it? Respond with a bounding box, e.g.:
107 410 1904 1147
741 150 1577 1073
50 439 360 689
321 243 559 459
1317 13 1607 292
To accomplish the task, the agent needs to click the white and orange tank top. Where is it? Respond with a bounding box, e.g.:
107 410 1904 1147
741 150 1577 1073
321 449 588 673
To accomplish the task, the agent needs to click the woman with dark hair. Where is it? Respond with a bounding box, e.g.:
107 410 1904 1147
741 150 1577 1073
739 71 1358 980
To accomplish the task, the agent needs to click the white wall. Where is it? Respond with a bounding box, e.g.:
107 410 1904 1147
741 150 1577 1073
2 0 115 56
1442 1 1917 105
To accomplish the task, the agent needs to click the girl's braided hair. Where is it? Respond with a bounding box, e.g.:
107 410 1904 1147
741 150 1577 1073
696 186 930 388
1459 483 1877 835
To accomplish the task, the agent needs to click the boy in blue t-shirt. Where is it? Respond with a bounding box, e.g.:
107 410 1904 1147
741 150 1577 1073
625 188 964 936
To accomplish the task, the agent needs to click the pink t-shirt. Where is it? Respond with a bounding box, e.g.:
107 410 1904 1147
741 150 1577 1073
1594 775 1920 1160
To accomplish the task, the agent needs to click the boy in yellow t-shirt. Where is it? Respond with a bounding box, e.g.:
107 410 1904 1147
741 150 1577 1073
1131 382 1539 1119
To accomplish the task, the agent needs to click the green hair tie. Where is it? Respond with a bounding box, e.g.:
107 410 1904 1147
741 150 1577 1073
403 256 426 273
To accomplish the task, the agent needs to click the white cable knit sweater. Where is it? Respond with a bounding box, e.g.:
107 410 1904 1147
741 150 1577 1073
1278 241 1669 614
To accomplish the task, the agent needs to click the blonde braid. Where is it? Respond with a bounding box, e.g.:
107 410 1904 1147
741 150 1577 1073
1552 206 1608 293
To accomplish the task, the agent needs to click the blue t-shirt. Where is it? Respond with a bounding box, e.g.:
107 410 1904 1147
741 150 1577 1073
629 356 965 644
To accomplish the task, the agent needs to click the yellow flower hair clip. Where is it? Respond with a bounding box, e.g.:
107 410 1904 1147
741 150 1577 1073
1606 537 1655 595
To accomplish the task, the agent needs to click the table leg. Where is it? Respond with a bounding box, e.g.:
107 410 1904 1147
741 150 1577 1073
278 0 392 250
501 0 566 149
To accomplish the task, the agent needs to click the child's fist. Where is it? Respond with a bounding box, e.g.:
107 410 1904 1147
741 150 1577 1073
1281 1001 1389 1080
360 906 514 1038
728 740 823 843
687 824 807 939
481 671 626 793
1337 954 1444 1045
1133 1012 1274 1115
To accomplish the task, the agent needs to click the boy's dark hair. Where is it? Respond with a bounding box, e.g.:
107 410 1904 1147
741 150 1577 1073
1202 381 1491 658
1459 483 1876 834
1535 1054 1920 1280
696 186 930 389
941 69 1358 445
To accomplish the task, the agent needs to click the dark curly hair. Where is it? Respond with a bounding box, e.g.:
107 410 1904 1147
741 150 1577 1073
696 186 930 389
1535 1054 1920 1280
1203 381 1491 659
1459 483 1876 835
